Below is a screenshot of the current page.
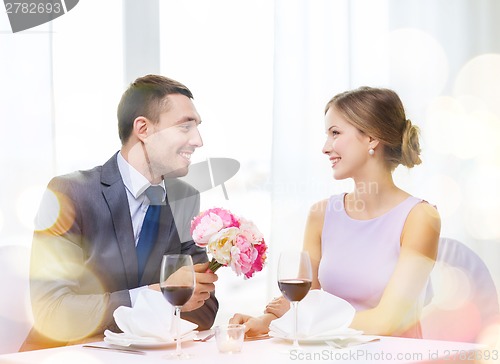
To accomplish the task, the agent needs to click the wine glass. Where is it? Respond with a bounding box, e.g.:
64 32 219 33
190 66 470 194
160 254 195 360
277 251 312 350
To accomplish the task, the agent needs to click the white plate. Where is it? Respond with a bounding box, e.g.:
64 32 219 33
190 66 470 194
104 331 197 349
112 339 174 349
269 328 363 343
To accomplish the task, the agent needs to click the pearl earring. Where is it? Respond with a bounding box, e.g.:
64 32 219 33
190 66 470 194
368 148 375 156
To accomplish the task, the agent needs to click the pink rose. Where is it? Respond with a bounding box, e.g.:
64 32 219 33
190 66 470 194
238 217 263 242
190 207 267 279
211 208 240 229
244 240 267 278
191 212 224 247
191 208 240 247
229 234 258 276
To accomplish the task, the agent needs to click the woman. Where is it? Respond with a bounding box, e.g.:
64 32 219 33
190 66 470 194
231 86 440 338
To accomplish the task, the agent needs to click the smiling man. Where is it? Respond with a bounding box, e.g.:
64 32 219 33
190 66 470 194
23 75 218 350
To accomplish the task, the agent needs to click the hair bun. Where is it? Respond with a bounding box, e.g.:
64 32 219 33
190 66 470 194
401 119 422 168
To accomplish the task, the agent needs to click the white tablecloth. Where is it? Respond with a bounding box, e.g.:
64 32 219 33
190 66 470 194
0 333 492 364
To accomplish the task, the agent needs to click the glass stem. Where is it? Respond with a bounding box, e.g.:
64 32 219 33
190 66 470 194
291 301 299 349
175 306 182 355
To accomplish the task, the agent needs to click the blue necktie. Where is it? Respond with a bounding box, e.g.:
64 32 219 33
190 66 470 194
137 185 164 280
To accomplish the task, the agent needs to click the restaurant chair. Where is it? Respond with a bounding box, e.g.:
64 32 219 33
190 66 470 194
0 244 33 354
421 237 499 342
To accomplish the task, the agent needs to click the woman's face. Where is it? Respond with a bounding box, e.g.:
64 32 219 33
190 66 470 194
322 106 372 180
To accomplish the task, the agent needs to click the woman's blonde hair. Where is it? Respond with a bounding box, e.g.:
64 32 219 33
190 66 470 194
325 86 421 169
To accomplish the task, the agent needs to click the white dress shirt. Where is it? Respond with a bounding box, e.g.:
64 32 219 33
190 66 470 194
116 152 165 304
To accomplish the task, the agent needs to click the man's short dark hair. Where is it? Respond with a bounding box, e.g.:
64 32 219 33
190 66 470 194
117 74 193 144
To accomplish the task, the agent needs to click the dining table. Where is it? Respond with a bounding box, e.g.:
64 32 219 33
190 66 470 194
0 331 495 364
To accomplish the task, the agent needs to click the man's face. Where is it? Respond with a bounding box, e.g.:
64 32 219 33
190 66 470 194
143 93 203 178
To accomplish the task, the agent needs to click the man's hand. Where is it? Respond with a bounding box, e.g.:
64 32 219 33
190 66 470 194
181 262 217 312
148 262 217 312
148 283 161 291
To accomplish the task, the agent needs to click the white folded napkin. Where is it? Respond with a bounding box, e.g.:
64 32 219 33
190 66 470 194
269 290 357 339
104 289 197 345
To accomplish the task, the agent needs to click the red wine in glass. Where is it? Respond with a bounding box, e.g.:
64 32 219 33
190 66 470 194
277 251 312 351
161 286 194 307
160 254 195 360
278 279 312 302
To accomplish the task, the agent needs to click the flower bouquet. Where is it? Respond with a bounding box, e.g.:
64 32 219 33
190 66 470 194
190 208 267 278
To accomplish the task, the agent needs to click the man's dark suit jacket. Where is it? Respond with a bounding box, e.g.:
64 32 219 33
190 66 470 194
24 153 218 348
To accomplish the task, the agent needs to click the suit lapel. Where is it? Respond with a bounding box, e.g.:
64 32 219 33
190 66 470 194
101 153 139 287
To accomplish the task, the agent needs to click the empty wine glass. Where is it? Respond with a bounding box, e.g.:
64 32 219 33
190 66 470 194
160 254 195 360
277 251 312 350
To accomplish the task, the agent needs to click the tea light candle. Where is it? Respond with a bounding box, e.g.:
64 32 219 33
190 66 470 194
215 324 245 354
217 337 242 353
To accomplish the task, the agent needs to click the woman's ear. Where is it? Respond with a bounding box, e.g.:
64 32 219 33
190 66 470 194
369 136 380 150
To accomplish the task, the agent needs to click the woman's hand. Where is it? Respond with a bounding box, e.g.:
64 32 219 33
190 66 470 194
228 296 290 338
264 296 290 318
229 313 276 337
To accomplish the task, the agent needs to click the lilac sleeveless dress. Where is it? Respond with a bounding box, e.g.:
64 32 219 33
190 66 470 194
318 193 425 338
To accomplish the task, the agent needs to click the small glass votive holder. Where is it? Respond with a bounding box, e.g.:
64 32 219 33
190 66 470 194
214 324 245 354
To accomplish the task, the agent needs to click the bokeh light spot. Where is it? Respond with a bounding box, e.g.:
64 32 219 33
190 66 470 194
32 188 75 235
431 263 472 310
423 174 461 219
477 321 500 352
464 166 500 240
454 53 500 118
426 96 466 157
0 208 4 233
33 189 60 231
16 185 46 230
422 263 484 342
387 28 449 105
422 301 482 342
32 264 106 343
426 96 499 159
